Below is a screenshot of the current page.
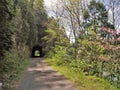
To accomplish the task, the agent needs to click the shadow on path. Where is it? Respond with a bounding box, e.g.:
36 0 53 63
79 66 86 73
16 58 77 90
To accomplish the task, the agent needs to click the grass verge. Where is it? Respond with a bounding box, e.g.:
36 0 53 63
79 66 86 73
11 58 31 90
46 58 118 90
0 49 31 90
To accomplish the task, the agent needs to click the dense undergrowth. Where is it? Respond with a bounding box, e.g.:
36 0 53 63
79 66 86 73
46 46 119 90
0 46 31 90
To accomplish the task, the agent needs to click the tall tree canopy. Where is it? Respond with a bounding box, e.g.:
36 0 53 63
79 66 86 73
0 0 48 54
0 0 16 58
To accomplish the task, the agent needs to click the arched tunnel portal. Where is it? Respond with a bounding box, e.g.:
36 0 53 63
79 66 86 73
31 45 43 57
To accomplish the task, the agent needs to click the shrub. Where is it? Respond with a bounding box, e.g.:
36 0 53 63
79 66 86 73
0 46 30 90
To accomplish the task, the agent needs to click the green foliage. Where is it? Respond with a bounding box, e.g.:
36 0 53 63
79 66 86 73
0 0 48 89
83 0 114 39
44 0 120 89
0 0 16 58
1 0 120 89
46 24 120 88
11 0 47 48
47 45 66 65
46 40 120 88
0 47 30 90
43 17 69 53
13 0 36 47
46 58 118 90
86 0 108 24
43 29 56 42
35 0 48 46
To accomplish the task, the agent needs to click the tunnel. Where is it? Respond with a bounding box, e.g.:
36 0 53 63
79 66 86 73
31 45 43 57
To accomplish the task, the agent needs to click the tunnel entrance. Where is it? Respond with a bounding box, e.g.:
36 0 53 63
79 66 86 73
31 45 43 57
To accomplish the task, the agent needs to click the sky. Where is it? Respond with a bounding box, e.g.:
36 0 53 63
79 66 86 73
43 0 120 32
44 0 57 8
43 0 57 16
44 0 52 8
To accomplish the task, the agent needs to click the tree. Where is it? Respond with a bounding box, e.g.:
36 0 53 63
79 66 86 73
0 0 48 89
34 0 48 46
12 0 48 49
0 0 16 58
43 17 69 52
83 0 114 39
101 0 120 31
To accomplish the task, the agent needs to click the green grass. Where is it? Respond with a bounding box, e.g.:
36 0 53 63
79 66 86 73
12 58 31 81
46 58 118 90
11 58 31 90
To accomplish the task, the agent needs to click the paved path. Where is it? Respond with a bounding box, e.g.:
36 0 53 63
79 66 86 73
16 58 77 90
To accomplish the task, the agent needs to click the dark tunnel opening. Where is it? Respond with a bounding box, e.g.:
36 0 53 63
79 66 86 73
31 45 43 57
